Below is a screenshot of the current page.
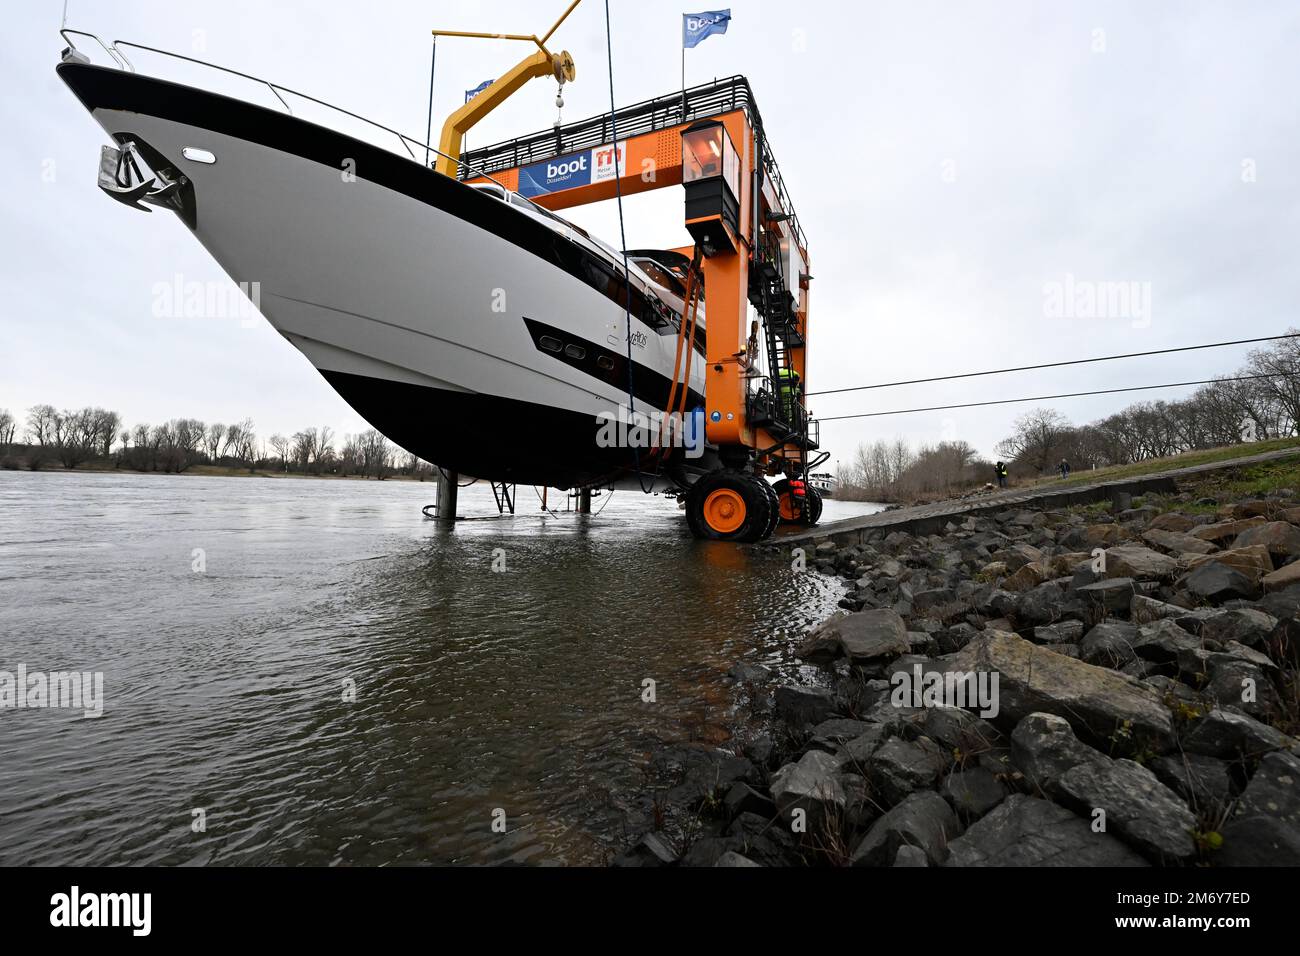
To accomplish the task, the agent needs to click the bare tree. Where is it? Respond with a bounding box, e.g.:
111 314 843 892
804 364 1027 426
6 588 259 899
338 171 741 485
51 408 100 469
26 405 58 446
0 409 15 450
268 434 290 469
221 419 256 465
205 423 225 462
290 429 315 471
998 407 1071 474
1244 338 1300 437
358 429 393 479
337 434 362 476
91 408 121 459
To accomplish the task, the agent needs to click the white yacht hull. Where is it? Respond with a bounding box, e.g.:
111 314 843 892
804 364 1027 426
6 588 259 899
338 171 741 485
58 62 708 489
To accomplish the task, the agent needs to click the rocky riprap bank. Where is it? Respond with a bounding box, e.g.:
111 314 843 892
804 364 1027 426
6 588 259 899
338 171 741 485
615 490 1300 867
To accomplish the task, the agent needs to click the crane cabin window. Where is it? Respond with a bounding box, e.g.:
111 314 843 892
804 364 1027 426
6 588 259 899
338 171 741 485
682 124 740 201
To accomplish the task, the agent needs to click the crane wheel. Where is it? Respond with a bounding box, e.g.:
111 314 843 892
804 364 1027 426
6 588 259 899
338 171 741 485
774 479 823 526
760 480 781 539
686 471 773 542
774 478 805 523
803 486 824 525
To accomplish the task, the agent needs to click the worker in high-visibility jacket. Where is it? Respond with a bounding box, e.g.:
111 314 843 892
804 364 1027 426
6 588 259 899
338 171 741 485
777 367 801 424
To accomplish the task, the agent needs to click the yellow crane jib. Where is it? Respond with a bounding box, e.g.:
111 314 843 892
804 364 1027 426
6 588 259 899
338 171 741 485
431 0 581 178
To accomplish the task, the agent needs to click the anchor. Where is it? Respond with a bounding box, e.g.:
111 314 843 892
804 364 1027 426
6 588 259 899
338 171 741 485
98 141 181 212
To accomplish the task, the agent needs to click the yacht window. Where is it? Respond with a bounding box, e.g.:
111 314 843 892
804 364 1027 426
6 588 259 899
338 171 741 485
597 355 615 370
509 192 562 223
539 335 563 352
633 259 686 297
643 297 676 336
564 344 586 360
470 183 507 201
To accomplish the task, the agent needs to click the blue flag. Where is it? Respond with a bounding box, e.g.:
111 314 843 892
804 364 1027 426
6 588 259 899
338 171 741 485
683 10 731 49
465 79 493 104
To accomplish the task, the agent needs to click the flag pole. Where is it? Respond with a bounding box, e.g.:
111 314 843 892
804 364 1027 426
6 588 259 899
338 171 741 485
424 35 438 167
680 24 686 122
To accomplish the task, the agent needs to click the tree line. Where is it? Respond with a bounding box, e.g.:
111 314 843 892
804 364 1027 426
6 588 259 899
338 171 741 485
837 439 991 502
838 332 1300 501
0 405 432 480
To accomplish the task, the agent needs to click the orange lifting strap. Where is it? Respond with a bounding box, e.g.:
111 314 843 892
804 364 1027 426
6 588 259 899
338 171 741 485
662 245 705 449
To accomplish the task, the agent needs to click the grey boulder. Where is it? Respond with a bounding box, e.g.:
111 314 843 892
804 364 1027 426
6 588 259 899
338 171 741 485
769 750 846 825
1055 757 1199 862
867 735 949 806
1181 561 1259 603
1010 712 1104 793
1218 751 1300 866
773 684 835 728
1149 753 1236 813
942 630 1176 752
941 766 1008 821
797 608 910 665
944 795 1147 866
851 791 960 867
1079 620 1139 668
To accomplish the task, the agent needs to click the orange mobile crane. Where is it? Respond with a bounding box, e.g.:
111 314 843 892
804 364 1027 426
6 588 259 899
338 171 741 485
433 2 825 541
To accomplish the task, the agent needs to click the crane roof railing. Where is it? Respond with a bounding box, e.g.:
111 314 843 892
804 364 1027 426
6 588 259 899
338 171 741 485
460 74 806 253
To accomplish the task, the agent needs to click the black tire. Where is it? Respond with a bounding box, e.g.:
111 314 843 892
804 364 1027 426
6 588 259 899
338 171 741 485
773 477 803 524
686 470 773 542
774 478 822 526
803 486 824 526
760 479 781 539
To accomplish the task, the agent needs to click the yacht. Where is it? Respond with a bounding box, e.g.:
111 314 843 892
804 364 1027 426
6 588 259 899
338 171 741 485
57 38 711 491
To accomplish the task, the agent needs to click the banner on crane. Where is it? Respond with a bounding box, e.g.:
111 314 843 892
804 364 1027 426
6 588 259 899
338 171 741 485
683 10 731 49
592 143 627 183
519 151 591 198
518 143 626 198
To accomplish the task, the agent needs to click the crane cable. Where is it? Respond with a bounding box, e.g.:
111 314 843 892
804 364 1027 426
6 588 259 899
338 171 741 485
601 0 662 496
806 333 1300 397
818 372 1285 421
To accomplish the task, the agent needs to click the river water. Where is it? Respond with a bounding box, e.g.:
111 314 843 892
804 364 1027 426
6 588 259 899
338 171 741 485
0 471 883 865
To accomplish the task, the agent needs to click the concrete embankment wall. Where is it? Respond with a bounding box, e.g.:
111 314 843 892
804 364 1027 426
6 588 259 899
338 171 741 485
778 447 1300 549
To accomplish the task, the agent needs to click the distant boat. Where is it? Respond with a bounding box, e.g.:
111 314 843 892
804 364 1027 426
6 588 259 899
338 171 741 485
808 472 836 498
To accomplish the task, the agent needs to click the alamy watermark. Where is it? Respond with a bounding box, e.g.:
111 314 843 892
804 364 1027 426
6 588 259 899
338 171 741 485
1044 273 1151 328
0 665 104 718
50 886 150 936
890 664 1000 719
595 405 704 458
152 273 262 328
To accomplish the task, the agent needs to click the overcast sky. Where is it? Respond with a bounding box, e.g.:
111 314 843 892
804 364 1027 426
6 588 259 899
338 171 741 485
3 0 1298 467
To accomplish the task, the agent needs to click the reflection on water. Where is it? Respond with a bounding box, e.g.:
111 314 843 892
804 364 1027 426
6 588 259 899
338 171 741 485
0 472 883 865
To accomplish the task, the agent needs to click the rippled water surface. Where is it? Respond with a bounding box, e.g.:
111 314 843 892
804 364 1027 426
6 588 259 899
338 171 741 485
0 471 883 865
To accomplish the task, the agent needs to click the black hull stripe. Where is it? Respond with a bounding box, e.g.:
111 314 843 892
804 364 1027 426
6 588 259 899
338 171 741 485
56 62 683 339
267 290 697 414
319 369 675 488
523 316 705 413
